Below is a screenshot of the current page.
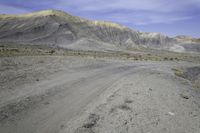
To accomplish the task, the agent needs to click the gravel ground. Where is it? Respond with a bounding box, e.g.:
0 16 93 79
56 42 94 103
0 56 200 133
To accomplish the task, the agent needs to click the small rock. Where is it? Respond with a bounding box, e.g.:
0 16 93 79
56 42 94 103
168 112 175 116
180 94 189 99
43 102 50 105
60 124 64 128
149 88 152 91
193 114 198 117
133 92 139 95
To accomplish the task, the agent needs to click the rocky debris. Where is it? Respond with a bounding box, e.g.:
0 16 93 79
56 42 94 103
180 93 190 99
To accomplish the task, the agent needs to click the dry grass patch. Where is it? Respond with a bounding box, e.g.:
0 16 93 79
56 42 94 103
172 67 185 78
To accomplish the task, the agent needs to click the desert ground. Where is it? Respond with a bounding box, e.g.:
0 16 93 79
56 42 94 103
0 54 200 133
0 9 200 133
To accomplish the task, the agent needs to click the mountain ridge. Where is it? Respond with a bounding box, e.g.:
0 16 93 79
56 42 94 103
0 10 199 53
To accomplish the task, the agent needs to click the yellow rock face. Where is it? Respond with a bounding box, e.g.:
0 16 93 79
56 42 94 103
91 20 126 30
0 10 127 30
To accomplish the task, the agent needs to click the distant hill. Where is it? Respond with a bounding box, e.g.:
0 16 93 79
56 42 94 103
0 10 199 53
175 35 200 43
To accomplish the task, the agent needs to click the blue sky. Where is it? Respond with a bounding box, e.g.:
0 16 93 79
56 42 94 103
0 0 199 37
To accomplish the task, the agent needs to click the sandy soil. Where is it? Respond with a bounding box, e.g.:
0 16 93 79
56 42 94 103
0 56 200 133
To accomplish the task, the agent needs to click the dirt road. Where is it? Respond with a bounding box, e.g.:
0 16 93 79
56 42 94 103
0 56 200 133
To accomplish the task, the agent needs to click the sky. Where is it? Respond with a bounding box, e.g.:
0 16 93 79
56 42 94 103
0 0 199 38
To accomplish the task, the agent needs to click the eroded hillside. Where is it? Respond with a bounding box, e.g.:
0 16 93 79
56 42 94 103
0 10 199 53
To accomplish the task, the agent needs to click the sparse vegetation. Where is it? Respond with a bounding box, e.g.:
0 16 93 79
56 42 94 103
124 98 133 104
118 104 132 111
49 49 56 54
82 113 100 129
76 113 100 133
110 101 132 113
1 44 200 63
172 67 185 78
172 67 200 90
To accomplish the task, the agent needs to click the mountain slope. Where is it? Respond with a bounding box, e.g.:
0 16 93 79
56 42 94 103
0 10 199 53
0 10 139 46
